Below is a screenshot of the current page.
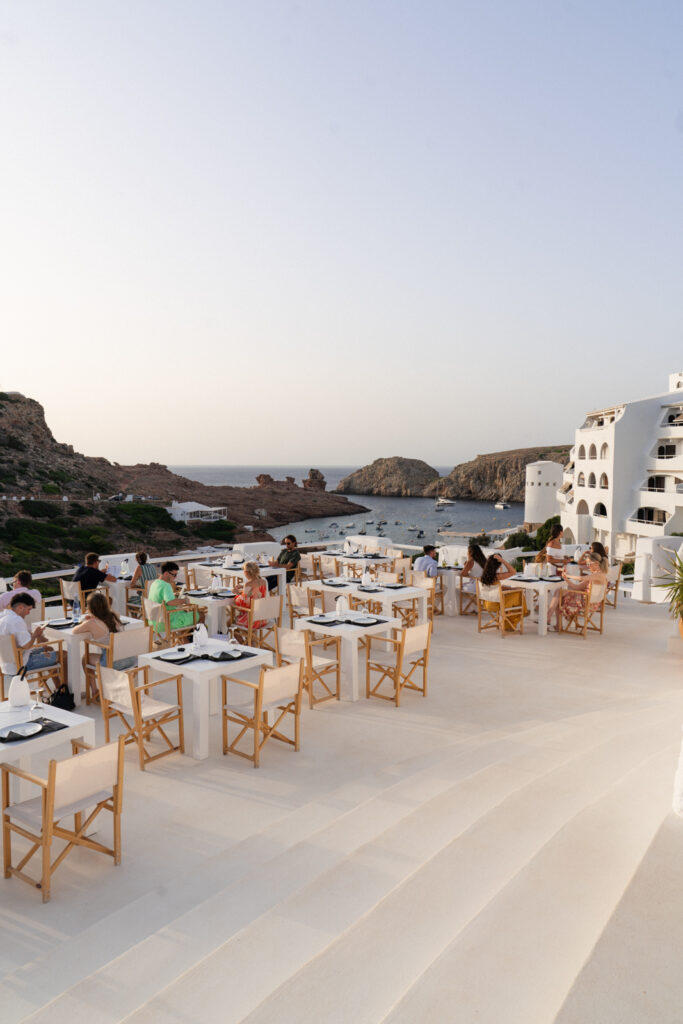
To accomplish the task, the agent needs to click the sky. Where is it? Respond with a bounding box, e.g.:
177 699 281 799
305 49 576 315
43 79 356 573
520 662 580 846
1 0 682 470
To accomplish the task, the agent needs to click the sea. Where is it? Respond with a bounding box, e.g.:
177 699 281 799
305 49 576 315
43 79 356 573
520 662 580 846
170 465 525 548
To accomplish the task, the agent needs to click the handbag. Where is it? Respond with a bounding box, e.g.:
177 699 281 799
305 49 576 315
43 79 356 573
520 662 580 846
46 684 75 711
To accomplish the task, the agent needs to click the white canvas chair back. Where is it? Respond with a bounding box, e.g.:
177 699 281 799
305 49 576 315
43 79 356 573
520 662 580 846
262 662 301 705
143 596 165 628
0 634 16 670
60 580 82 601
299 553 314 575
386 548 403 558
289 586 310 612
588 581 607 605
194 566 213 589
111 626 152 662
320 555 338 577
478 582 501 604
607 564 620 584
251 594 282 623
99 666 134 708
54 741 120 810
403 622 431 657
377 571 399 583
25 604 44 629
393 557 411 581
410 574 435 592
276 627 306 661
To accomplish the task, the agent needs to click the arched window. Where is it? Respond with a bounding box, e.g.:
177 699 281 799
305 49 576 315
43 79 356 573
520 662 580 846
588 444 597 459
600 473 608 488
594 502 607 517
563 528 575 544
577 472 585 486
578 445 586 460
576 500 589 515
600 443 609 459
588 473 596 488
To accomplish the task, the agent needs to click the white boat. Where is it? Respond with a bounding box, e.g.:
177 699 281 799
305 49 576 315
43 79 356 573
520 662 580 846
407 525 419 532
435 495 456 509
494 500 511 510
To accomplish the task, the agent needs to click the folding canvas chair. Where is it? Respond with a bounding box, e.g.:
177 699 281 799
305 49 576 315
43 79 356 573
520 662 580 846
230 594 282 652
319 555 340 578
1 736 124 902
95 663 184 770
287 584 312 627
221 660 304 767
366 622 432 707
605 564 622 609
476 582 526 637
275 627 340 708
560 582 607 638
83 626 153 705
59 579 93 617
0 635 65 701
143 595 200 649
458 575 478 616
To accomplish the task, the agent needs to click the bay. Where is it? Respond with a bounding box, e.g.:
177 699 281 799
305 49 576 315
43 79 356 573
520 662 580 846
170 465 524 548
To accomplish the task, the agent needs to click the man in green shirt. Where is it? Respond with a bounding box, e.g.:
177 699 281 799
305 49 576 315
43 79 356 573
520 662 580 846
267 535 300 590
148 561 203 633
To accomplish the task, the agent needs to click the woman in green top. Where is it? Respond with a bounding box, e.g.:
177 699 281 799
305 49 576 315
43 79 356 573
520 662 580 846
147 561 198 633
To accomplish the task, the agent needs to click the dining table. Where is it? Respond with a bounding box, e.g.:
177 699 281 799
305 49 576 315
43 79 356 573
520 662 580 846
300 577 428 624
0 701 96 800
191 561 288 596
506 573 565 637
295 611 400 702
139 638 273 760
40 614 146 707
184 589 235 636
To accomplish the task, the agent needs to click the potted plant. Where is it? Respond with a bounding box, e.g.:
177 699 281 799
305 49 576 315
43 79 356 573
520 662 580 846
656 551 683 639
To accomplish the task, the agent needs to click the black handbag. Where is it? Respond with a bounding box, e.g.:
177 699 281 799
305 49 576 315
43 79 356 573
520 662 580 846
47 684 75 711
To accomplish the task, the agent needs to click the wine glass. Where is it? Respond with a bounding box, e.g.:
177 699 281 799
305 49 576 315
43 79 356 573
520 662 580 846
30 685 44 722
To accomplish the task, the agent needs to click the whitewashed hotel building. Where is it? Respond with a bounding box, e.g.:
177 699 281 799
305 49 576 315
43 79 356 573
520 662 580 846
558 371 683 559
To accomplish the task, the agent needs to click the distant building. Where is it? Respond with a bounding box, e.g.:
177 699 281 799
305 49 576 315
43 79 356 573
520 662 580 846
167 500 228 523
524 461 563 530
558 371 683 558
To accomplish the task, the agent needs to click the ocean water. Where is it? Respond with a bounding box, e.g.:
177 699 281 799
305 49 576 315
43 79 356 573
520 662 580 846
170 465 524 547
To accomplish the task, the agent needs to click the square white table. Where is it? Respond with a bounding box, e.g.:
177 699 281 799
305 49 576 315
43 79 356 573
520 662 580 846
0 702 96 800
436 566 463 617
41 615 146 707
295 613 400 702
192 561 288 596
325 552 394 576
301 578 428 624
185 591 235 635
139 640 273 760
506 574 564 637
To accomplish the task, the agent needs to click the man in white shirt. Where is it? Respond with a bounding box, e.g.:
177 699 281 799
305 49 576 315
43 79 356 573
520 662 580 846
0 570 42 611
0 593 59 679
413 545 438 578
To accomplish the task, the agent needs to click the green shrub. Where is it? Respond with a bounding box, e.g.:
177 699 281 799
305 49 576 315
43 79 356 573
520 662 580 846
194 519 237 542
621 561 634 577
42 483 60 494
503 530 536 551
469 533 491 547
109 503 180 532
535 515 561 552
23 501 63 519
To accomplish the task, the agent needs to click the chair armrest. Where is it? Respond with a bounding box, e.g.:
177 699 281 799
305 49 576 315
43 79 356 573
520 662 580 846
367 635 401 650
308 635 340 654
71 740 93 754
0 762 46 788
133 673 184 693
220 674 259 689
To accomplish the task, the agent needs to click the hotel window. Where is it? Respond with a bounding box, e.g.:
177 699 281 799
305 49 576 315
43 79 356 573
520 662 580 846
576 499 589 515
594 502 607 517
588 473 596 488
589 444 597 459
658 444 676 458
577 472 585 486
578 445 586 460
600 443 609 459
600 473 609 489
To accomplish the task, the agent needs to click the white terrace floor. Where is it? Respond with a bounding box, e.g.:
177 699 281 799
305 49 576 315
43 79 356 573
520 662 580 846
2 599 683 1024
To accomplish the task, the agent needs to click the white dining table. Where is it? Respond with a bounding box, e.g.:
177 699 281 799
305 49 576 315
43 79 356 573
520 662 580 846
437 566 462 617
295 612 399 702
506 574 564 637
139 639 273 760
184 590 235 635
191 561 288 596
0 701 96 800
41 615 146 707
300 578 428 624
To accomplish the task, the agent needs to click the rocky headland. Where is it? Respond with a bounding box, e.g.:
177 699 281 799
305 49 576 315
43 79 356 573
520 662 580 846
0 392 366 572
336 446 570 502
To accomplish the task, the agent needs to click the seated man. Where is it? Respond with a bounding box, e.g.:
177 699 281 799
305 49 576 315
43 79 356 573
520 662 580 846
413 545 439 578
267 535 301 591
147 561 204 635
74 551 116 591
0 593 63 687
0 570 42 611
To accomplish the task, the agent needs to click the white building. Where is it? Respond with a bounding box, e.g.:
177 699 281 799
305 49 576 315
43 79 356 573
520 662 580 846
523 460 563 529
167 500 228 523
558 371 683 559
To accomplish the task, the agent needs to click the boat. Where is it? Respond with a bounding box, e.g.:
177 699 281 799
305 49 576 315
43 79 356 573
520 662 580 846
417 529 425 539
358 527 366 535
378 519 387 526
407 525 419 532
366 520 374 525
394 520 401 525
435 494 456 509
494 500 511 510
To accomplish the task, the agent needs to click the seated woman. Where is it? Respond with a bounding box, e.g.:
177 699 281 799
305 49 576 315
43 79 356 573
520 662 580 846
580 541 609 572
233 562 267 632
547 552 607 631
478 553 527 629
461 543 487 590
545 524 569 574
72 592 136 702
128 551 159 605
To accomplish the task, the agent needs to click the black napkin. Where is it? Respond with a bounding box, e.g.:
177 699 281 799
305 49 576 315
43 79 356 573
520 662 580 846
383 583 406 589
323 582 349 588
357 586 384 593
45 621 74 630
0 717 68 743
161 650 257 666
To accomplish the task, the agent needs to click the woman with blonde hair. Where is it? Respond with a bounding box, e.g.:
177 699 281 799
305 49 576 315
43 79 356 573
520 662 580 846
233 561 267 630
547 552 607 631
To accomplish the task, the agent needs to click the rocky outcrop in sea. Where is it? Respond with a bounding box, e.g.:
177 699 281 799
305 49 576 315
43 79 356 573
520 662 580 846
336 457 440 497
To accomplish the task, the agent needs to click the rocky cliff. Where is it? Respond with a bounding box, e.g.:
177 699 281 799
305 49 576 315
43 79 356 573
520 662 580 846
336 457 440 497
423 446 570 502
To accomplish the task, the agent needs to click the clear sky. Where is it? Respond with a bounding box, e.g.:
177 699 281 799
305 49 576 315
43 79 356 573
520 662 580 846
1 1 682 470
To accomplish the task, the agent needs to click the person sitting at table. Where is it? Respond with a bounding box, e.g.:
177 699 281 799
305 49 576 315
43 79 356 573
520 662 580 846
73 592 135 702
127 551 159 607
461 544 487 580
0 593 63 688
544 525 569 574
233 562 268 632
147 561 204 637
478 553 527 630
413 545 439 577
547 552 607 631
0 569 42 611
580 541 609 572
73 551 116 592
267 535 301 591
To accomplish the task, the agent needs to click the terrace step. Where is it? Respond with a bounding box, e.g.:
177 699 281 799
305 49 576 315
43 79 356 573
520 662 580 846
14 699 672 1024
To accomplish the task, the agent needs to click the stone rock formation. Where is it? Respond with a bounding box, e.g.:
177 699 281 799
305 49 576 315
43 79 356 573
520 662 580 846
423 446 570 502
336 457 440 496
302 469 326 491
